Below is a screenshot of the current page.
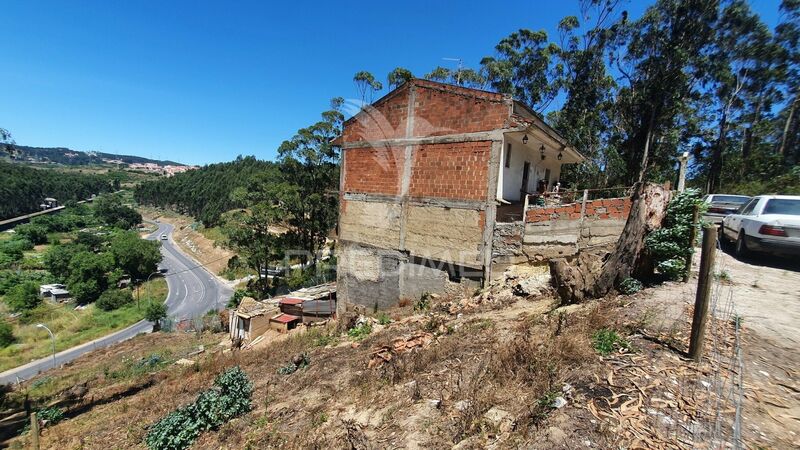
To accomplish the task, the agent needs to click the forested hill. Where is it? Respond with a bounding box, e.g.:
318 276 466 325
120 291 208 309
0 160 118 220
134 156 279 226
9 145 179 166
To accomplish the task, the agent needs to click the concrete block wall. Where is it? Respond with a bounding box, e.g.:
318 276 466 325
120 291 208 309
343 147 404 195
337 79 513 309
525 197 631 223
490 197 632 272
342 88 409 143
409 141 491 200
412 81 509 136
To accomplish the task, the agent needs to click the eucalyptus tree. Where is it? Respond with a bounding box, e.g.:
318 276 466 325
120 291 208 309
480 29 562 112
423 66 485 88
0 127 14 156
424 66 452 82
387 67 414 89
353 71 383 105
271 98 344 265
699 0 776 192
609 0 719 185
775 0 800 162
550 0 622 188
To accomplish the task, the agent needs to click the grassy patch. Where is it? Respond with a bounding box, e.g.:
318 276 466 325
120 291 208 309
347 323 373 341
591 329 630 356
0 278 167 373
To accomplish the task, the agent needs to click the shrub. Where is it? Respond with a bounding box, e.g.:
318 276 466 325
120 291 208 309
618 277 643 295
414 292 432 312
37 406 64 425
96 289 133 311
15 224 49 245
145 366 252 450
226 289 246 309
145 302 168 325
591 329 630 356
0 322 14 348
377 313 391 325
347 322 372 341
4 282 41 312
645 188 704 281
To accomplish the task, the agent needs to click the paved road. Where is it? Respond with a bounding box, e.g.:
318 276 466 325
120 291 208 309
0 222 231 384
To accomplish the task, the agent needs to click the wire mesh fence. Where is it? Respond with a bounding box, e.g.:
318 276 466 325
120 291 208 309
640 241 745 449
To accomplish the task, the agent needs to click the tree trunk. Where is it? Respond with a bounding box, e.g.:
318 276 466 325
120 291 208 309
741 94 764 168
549 183 671 304
778 95 798 158
708 109 729 194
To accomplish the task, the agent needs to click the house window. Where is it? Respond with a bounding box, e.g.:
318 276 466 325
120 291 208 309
544 169 551 188
505 144 512 168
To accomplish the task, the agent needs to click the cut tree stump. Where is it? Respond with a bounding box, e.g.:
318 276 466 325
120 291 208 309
550 182 671 304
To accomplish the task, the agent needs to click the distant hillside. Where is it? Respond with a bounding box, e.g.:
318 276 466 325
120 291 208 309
0 160 118 220
134 156 279 226
7 145 181 167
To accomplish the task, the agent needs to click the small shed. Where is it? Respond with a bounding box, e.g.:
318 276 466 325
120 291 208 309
269 313 300 333
229 297 278 342
50 288 71 302
40 284 65 298
278 297 304 317
274 283 337 324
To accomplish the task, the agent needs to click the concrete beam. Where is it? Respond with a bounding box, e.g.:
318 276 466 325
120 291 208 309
343 192 488 211
340 129 511 150
482 140 502 282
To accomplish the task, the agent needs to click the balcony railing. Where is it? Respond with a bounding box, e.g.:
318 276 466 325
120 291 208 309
524 186 635 210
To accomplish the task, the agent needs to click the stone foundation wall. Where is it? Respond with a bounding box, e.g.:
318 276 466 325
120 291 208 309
491 197 632 276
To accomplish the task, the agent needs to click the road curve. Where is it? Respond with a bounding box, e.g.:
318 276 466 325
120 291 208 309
0 222 231 384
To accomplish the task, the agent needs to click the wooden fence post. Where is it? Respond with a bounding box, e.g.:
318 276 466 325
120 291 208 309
683 204 700 282
689 225 717 362
30 411 40 450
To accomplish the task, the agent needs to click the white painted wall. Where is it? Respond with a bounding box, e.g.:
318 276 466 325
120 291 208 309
500 140 565 202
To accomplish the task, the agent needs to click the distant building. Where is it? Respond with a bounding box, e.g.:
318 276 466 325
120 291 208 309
40 283 66 298
276 283 337 324
49 288 71 302
228 297 278 342
41 198 58 210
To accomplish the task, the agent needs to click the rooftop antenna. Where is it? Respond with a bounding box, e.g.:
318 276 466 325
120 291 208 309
443 57 463 85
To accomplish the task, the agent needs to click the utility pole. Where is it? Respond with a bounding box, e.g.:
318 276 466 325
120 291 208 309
689 225 717 361
677 151 689 192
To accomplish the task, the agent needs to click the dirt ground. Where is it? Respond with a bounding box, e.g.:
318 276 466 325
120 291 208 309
4 246 799 449
643 248 800 449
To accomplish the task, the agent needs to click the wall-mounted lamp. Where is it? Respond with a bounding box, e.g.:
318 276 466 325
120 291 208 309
522 134 529 144
540 144 546 160
557 151 563 161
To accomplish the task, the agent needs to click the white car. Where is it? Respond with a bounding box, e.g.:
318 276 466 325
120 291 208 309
702 194 751 225
160 234 168 240
721 195 800 258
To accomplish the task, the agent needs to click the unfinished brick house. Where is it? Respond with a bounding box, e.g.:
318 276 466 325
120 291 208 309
335 79 632 310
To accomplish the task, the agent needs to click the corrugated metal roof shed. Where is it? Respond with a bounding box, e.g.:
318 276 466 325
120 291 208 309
270 313 300 324
236 297 276 319
279 297 304 306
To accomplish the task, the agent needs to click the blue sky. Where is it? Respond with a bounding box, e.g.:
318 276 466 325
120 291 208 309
1 1 784 165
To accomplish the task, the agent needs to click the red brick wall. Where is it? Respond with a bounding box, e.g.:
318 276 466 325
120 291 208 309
526 197 632 223
409 141 490 200
343 147 404 195
413 84 508 137
342 89 408 143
